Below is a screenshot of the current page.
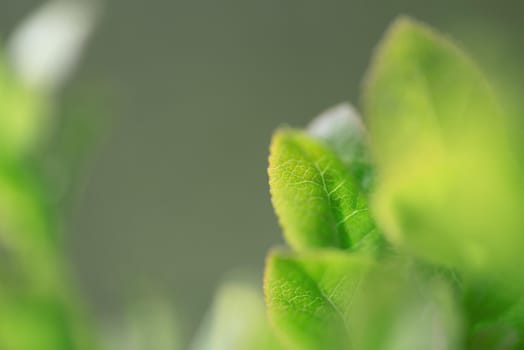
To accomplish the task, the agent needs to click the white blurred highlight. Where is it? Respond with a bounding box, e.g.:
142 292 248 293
307 102 365 138
7 0 98 91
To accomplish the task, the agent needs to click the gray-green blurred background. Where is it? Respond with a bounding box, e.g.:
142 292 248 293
3 0 524 342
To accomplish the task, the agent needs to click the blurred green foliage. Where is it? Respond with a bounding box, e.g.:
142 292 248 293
0 51 48 158
0 2 103 348
365 17 524 290
0 48 99 350
192 276 282 350
3 1 524 349
262 16 524 350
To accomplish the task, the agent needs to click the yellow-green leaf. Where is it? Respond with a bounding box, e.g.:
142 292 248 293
268 129 376 251
363 17 524 284
264 249 371 350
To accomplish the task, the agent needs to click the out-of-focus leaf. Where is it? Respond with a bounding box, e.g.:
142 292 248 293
0 289 97 350
363 17 524 286
469 297 524 349
103 295 182 350
7 0 99 91
346 258 463 350
0 52 48 158
0 157 62 290
268 129 376 251
264 249 371 350
0 293 75 350
192 278 283 350
0 4 100 348
469 323 520 350
461 276 517 328
307 103 373 192
0 160 53 243
450 21 524 149
1 0 99 157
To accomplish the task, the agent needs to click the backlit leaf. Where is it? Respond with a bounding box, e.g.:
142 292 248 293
264 249 371 350
363 16 524 285
268 129 376 251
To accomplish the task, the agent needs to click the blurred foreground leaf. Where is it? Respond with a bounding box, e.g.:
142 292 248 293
364 17 524 288
0 2 100 348
346 259 463 350
103 296 181 350
0 52 48 158
192 277 283 350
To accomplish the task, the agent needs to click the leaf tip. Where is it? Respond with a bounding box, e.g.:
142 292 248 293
361 15 460 117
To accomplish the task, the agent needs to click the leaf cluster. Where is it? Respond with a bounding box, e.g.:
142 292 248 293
264 17 524 350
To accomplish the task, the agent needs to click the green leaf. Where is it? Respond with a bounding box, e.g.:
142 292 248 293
265 250 463 350
468 296 524 349
363 17 524 283
469 324 520 350
461 277 516 327
0 294 75 350
0 289 98 350
268 129 376 251
264 249 372 350
307 103 373 192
